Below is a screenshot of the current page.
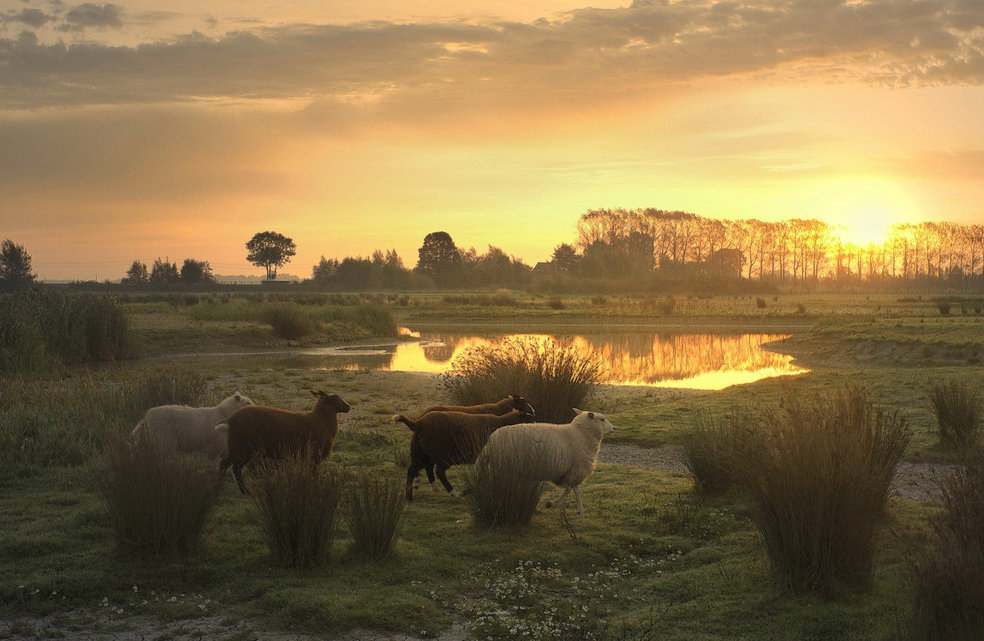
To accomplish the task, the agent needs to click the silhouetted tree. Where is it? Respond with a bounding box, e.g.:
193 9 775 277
0 239 37 291
311 256 339 283
416 231 461 287
149 258 180 284
123 260 149 285
246 231 296 280
180 259 214 285
551 243 579 273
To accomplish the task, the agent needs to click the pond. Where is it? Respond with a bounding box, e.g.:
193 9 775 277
283 329 807 390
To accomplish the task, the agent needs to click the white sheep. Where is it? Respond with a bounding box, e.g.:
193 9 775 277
475 409 615 516
132 392 253 458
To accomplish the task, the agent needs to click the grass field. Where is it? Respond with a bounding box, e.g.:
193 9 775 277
1 291 981 640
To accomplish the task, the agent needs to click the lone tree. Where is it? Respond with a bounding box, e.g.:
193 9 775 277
0 239 38 291
416 231 461 287
123 260 149 285
246 231 296 280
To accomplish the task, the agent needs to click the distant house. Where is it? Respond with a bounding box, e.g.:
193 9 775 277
531 261 559 280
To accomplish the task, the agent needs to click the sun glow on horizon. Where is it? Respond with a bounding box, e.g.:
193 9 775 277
817 177 920 247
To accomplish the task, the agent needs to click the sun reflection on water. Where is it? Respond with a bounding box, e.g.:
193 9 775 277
377 331 805 390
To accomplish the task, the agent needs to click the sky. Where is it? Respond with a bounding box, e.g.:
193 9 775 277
1 0 983 282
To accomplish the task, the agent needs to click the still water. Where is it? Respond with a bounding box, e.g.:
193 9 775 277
288 330 806 390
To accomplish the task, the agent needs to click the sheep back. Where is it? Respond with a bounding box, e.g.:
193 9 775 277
419 394 535 419
478 410 614 489
412 409 531 465
133 392 252 457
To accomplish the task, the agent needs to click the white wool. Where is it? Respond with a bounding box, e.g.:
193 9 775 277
476 409 615 514
132 392 252 457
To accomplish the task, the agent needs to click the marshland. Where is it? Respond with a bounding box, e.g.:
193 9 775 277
2 288 983 640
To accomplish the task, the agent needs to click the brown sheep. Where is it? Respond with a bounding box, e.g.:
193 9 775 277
216 390 350 494
416 394 535 418
394 409 534 500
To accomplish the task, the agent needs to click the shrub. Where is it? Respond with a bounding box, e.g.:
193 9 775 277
755 297 767 309
907 456 984 640
660 294 676 315
464 444 548 529
937 301 952 315
546 298 565 310
929 379 982 450
343 470 405 560
249 451 344 569
682 408 754 494
100 433 222 557
262 303 318 340
443 336 602 423
735 386 909 595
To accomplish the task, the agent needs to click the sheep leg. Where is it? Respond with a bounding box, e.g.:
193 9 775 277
426 464 441 493
435 465 458 497
546 486 572 510
574 485 584 516
405 462 425 501
232 463 249 495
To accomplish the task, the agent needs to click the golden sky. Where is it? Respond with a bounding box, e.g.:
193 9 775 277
2 0 983 281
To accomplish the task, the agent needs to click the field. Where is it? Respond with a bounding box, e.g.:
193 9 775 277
1 290 982 640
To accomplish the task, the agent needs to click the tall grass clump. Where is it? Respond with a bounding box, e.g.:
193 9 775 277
319 303 398 337
736 386 909 595
101 433 222 557
465 444 549 529
0 366 205 477
262 303 319 340
343 470 405 560
444 336 602 423
0 289 133 374
929 378 981 450
682 408 754 494
249 452 344 569
907 455 984 640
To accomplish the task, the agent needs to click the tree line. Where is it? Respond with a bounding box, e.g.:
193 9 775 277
4 209 984 293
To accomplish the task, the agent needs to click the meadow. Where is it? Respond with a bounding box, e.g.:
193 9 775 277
1 289 982 640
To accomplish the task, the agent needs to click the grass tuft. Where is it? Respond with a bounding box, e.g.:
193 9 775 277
100 432 222 557
735 385 909 595
682 407 754 494
929 378 982 450
249 452 344 569
343 470 405 560
443 336 601 423
907 455 984 640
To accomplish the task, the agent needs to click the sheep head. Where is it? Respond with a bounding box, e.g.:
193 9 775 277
572 408 615 436
311 390 351 414
509 395 536 419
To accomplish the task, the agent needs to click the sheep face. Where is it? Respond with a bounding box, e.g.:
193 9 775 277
509 395 536 419
572 409 615 436
311 390 351 414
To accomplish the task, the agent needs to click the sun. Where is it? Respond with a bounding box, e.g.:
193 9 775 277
820 178 917 247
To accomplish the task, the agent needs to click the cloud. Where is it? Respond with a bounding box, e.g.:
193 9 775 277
60 3 124 31
0 0 982 121
3 8 52 29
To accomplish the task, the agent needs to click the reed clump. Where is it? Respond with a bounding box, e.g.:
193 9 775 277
249 451 344 569
101 432 222 557
343 470 405 560
682 408 755 495
444 336 601 423
907 455 984 640
734 386 909 595
465 444 548 529
929 378 981 450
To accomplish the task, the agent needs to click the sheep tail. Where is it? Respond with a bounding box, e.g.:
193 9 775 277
214 423 229 432
131 419 146 438
392 414 417 431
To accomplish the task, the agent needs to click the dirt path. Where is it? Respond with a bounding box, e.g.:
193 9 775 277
598 442 953 502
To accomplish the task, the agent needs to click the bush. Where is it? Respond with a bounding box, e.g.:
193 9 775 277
443 336 602 423
735 386 909 595
755 297 767 309
465 444 549 529
249 452 344 569
262 303 319 340
0 289 134 374
929 379 982 450
937 301 952 315
100 433 222 557
682 408 753 494
0 367 205 478
343 470 405 560
907 456 984 640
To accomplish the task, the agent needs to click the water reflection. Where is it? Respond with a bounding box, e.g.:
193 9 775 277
293 330 805 390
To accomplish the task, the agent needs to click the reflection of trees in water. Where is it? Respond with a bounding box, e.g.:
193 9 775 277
574 333 794 384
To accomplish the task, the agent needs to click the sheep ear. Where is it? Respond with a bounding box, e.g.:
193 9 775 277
572 408 582 414
588 412 595 419
311 390 320 398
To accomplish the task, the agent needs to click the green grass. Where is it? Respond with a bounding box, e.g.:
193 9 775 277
3 292 983 639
